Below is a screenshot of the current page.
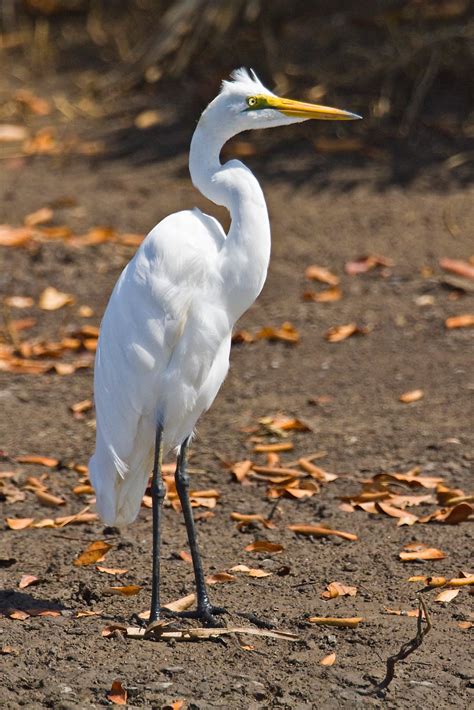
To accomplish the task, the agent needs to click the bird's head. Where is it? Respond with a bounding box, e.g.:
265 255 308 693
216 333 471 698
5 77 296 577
202 68 361 133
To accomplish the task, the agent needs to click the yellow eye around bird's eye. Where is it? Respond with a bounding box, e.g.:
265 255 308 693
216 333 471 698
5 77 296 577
247 97 257 107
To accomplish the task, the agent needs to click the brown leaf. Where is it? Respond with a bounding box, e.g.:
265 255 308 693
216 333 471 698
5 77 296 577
399 543 446 561
344 254 393 275
0 225 33 247
107 680 127 706
70 399 93 414
9 610 29 620
231 459 253 482
458 621 473 630
288 524 357 541
384 607 423 618
230 512 276 529
439 258 474 280
24 207 53 227
320 652 336 666
435 589 460 603
256 321 300 344
376 501 418 526
230 564 272 578
18 574 40 589
101 623 128 637
254 442 294 453
325 323 359 342
232 329 255 344
399 389 424 404
1 646 19 655
103 585 142 596
408 576 447 587
178 550 193 563
73 484 94 495
298 458 338 482
35 490 66 507
303 287 342 302
74 540 112 566
16 454 58 467
304 264 340 286
39 287 74 311
308 616 363 627
321 582 357 600
4 296 34 308
244 541 284 554
206 572 236 584
6 518 34 530
445 314 474 329
264 416 311 432
96 566 128 575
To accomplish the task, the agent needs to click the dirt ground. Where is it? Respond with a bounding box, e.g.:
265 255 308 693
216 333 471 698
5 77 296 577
1 75 473 708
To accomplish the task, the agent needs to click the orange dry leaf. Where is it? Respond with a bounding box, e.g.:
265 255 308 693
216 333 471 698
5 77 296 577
96 566 128 575
232 329 255 344
231 459 253 482
230 565 272 578
230 512 276 529
408 575 446 587
345 254 393 275
0 124 28 142
254 442 294 453
435 589 460 603
4 296 34 308
325 323 365 342
257 321 299 344
0 225 33 247
376 501 418 526
399 543 446 561
35 491 65 507
178 550 193 563
298 459 338 482
308 616 363 627
458 621 473 630
439 258 474 280
321 582 357 600
288 524 358 541
384 607 423 618
445 314 474 329
303 287 342 302
244 541 284 554
70 399 93 414
18 575 40 589
74 540 112 566
103 585 142 596
6 518 34 530
73 484 94 495
24 207 53 227
39 287 74 311
107 680 127 706
162 593 196 613
206 572 236 584
320 652 336 666
9 610 30 621
263 416 311 432
304 264 340 286
399 389 424 404
16 455 58 467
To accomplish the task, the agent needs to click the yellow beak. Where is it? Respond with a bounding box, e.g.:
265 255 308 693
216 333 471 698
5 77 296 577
266 96 361 121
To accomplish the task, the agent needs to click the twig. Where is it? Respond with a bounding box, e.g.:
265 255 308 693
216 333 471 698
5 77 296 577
361 596 432 696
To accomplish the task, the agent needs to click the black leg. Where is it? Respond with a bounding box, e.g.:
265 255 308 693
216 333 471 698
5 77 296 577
174 438 225 626
149 424 165 624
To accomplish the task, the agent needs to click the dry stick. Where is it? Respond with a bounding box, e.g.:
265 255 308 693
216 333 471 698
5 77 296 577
361 596 432 696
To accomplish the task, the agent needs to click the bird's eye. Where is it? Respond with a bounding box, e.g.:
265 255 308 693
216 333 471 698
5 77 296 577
247 97 257 107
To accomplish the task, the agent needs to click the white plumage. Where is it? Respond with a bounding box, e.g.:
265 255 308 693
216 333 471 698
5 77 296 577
89 68 360 528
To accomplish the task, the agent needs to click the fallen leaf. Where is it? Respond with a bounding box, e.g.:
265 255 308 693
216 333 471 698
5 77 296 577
0 225 33 247
439 258 474 280
24 207 53 227
107 680 127 706
75 610 102 618
1 646 19 655
298 459 338 482
134 109 162 129
288 524 357 541
78 305 94 317
254 442 294 453
321 582 357 599
435 589 460 603
96 566 128 575
256 321 300 344
35 491 65 507
244 541 284 554
232 329 255 344
126 625 298 642
18 575 40 589
446 575 474 587
458 621 473 630
4 296 34 308
162 593 196 613
6 518 34 530
74 540 112 566
376 501 418 526
103 585 142 596
320 652 336 666
325 323 366 342
70 399 93 414
264 416 311 433
206 572 236 584
384 607 423 618
304 264 340 286
308 616 363 628
399 389 424 404
303 287 342 302
230 512 276 529
230 565 272 578
101 623 129 637
38 287 74 311
16 455 58 467
178 550 192 563
445 314 474 329
399 543 446 561
9 610 29 621
0 124 28 142
345 254 393 275
408 576 446 587
231 459 253 482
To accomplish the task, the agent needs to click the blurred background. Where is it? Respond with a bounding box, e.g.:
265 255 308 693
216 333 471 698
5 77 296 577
1 0 473 186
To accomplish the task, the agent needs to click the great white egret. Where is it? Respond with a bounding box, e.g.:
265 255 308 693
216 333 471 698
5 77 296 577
89 68 360 625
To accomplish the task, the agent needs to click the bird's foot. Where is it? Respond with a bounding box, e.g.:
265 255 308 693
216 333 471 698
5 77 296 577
173 603 227 627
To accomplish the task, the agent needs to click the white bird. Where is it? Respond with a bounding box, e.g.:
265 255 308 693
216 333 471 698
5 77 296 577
89 68 360 625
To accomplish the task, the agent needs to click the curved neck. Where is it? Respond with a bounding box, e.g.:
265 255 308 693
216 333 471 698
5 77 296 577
189 116 271 322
